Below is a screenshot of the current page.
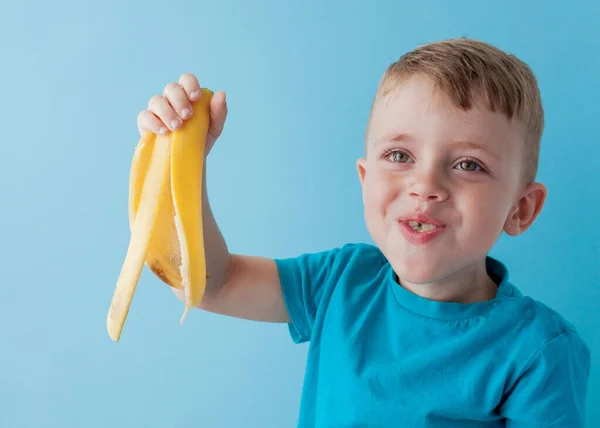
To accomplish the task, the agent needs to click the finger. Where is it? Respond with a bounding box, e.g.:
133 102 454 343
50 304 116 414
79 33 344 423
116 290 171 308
178 73 202 101
208 91 227 140
163 82 193 120
148 94 182 131
137 109 168 136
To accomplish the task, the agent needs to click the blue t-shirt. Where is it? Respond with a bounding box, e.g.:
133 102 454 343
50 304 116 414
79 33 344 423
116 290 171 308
274 242 591 427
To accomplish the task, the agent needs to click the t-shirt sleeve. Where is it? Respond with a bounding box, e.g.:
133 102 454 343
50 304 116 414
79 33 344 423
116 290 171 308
499 329 591 427
274 246 343 344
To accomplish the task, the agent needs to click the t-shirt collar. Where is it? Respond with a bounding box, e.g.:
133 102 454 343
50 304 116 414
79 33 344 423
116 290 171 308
387 256 516 321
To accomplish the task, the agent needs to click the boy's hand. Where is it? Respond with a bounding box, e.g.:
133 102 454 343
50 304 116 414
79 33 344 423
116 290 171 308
136 73 227 155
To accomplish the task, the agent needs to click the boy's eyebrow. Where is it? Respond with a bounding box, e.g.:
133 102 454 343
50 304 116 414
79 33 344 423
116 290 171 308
370 132 412 148
373 133 500 161
452 140 501 161
377 132 412 144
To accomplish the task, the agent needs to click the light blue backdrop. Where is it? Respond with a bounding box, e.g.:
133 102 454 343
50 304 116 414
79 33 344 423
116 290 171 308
1 0 598 426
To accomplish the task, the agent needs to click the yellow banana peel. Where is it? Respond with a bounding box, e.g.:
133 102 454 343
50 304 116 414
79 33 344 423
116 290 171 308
107 88 213 342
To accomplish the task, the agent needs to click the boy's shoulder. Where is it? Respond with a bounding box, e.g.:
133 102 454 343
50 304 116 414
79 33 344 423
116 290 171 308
521 296 580 335
487 265 590 377
303 241 387 276
334 241 386 263
494 260 582 338
502 290 588 354
325 241 389 279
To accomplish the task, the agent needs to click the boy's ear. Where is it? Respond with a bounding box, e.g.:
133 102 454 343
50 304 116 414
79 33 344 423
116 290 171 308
356 157 367 186
503 182 548 236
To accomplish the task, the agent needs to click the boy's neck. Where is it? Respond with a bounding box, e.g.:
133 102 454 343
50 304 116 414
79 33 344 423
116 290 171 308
395 260 499 304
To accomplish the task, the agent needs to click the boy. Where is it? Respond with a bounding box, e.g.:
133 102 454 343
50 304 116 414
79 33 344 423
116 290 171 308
136 38 591 427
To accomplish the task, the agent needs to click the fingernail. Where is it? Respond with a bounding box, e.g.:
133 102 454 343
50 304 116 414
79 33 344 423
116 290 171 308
170 119 181 130
158 127 167 135
180 108 191 118
190 90 200 99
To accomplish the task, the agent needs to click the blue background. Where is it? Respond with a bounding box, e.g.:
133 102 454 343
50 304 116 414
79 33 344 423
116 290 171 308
1 0 598 426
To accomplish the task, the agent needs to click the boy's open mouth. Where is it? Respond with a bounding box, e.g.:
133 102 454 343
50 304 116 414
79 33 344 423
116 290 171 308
407 221 437 232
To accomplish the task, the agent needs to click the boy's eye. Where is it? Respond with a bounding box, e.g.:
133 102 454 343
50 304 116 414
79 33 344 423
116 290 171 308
386 150 410 163
456 160 482 172
384 150 485 173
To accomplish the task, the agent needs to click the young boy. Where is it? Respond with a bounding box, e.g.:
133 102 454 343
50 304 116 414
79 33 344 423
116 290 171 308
136 38 591 427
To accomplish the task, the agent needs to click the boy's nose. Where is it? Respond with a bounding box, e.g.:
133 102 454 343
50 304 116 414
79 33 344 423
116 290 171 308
408 169 449 202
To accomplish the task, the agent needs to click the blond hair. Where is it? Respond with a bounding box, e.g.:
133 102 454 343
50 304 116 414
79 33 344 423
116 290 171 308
367 38 544 185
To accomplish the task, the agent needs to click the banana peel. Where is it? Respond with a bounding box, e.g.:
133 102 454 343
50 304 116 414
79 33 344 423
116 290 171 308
107 88 213 342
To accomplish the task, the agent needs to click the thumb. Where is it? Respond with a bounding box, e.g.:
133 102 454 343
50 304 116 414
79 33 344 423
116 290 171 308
207 91 227 143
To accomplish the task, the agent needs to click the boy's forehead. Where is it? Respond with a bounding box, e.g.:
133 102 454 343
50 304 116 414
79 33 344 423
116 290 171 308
373 76 490 122
367 77 516 150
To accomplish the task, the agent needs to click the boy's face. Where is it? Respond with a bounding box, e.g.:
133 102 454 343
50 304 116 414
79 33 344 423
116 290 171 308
357 75 546 289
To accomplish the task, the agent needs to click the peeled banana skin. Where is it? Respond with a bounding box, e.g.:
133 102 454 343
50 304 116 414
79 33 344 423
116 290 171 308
106 88 213 342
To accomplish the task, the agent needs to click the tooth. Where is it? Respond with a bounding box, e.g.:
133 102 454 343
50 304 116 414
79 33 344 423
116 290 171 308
408 221 436 232
106 88 213 341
